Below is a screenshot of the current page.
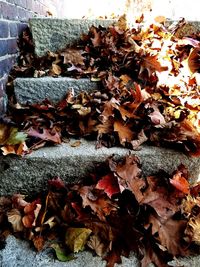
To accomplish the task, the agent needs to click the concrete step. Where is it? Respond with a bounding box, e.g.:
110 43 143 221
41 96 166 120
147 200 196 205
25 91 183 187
0 235 139 267
14 77 98 105
29 18 200 57
1 232 200 267
29 18 115 57
0 139 199 196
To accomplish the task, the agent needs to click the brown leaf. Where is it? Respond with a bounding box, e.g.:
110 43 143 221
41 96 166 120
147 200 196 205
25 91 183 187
170 170 190 194
140 54 168 76
187 47 200 74
33 236 45 251
90 26 101 47
7 209 24 232
61 48 85 66
51 63 61 76
111 155 145 202
1 142 28 156
185 214 200 245
27 127 61 144
149 213 187 255
78 186 118 221
141 176 179 219
70 140 81 147
114 121 134 145
87 235 107 257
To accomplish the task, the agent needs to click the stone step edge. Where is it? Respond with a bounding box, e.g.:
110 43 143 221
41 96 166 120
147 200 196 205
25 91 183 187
29 18 200 57
0 139 199 196
14 77 99 105
29 18 116 57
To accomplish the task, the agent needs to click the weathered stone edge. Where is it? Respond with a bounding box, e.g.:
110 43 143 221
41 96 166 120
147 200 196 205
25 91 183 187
14 77 99 104
0 139 199 196
29 18 116 56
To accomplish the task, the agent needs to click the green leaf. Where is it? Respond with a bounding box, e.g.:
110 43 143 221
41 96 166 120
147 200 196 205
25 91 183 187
50 243 75 262
6 128 27 145
65 227 92 253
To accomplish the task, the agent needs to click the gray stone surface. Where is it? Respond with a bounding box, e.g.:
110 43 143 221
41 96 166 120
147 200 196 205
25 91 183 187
1 235 200 267
29 18 115 57
0 139 200 196
14 77 99 105
0 235 139 267
30 18 200 57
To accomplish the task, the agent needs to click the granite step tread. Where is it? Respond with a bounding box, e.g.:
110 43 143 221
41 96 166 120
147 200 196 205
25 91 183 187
0 139 199 196
29 18 200 57
29 18 115 57
14 77 99 105
1 235 200 267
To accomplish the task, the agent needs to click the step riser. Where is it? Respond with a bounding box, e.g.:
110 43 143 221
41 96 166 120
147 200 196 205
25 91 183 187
14 77 98 104
0 140 199 196
30 18 115 57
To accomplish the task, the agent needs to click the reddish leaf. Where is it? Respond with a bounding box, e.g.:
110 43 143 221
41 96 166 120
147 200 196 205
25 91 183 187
96 173 120 198
78 186 118 221
170 170 190 194
48 177 66 189
27 127 61 144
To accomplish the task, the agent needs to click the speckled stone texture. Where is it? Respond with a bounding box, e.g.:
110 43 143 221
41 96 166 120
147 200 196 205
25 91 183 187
14 77 99 104
0 139 199 196
29 18 115 56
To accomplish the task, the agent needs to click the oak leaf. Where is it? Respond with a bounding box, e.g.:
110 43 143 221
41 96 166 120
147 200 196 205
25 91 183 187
27 127 61 144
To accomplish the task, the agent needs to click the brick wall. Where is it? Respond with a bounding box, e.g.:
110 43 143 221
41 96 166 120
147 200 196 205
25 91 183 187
0 0 59 114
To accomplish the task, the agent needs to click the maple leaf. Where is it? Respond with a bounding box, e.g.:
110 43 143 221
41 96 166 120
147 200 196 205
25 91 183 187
141 243 168 267
149 213 187 255
78 186 118 221
140 54 168 76
27 127 61 144
141 175 179 219
96 173 120 198
65 227 92 253
111 155 145 202
114 120 134 145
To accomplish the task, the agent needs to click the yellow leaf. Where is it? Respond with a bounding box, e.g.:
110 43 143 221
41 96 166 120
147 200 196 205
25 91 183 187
65 227 92 253
51 64 61 75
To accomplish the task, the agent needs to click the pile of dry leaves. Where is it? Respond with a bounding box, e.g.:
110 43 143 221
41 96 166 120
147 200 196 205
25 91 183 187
1 155 200 267
0 16 200 156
